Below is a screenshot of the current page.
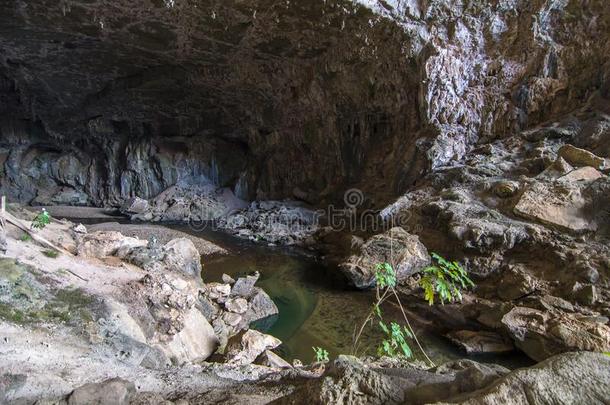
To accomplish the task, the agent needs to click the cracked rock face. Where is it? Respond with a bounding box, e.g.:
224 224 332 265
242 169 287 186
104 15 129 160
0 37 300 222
1 0 608 208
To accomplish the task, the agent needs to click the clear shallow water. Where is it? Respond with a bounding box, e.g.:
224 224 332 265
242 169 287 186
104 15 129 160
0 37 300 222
69 217 533 368
179 226 533 368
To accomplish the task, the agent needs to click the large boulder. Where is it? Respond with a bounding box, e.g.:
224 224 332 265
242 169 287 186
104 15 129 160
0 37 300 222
122 271 219 364
119 237 203 280
77 231 147 258
514 181 595 234
340 227 430 289
438 352 610 404
558 144 606 170
161 238 202 279
164 307 219 364
501 306 610 361
120 196 150 215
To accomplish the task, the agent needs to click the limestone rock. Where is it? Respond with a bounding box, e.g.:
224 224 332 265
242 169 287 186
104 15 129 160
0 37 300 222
537 156 574 179
161 238 202 279
559 166 603 182
72 223 87 234
422 192 534 261
340 227 430 289
497 265 539 301
225 297 248 314
514 181 595 233
77 231 147 258
257 350 292 369
231 273 260 298
437 352 610 405
225 330 281 366
277 355 508 405
243 288 279 323
501 306 610 361
120 196 149 215
164 307 219 364
68 378 135 405
216 201 319 246
558 144 605 169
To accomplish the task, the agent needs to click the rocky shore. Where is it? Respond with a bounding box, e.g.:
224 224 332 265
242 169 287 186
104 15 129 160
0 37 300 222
0 206 608 404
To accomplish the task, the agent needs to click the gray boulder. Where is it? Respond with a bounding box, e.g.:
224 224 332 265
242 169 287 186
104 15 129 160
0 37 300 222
120 196 150 215
340 227 430 289
161 238 202 279
514 181 596 234
437 352 610 404
501 306 610 361
276 355 508 405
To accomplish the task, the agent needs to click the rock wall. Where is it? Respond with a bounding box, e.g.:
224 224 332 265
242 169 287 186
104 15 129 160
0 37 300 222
0 0 608 207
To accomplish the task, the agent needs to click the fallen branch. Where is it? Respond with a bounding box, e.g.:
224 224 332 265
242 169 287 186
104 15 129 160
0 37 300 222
63 268 89 282
3 211 73 256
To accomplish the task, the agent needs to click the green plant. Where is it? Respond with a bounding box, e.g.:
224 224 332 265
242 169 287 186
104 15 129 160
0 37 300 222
19 234 32 242
377 320 412 358
31 208 51 230
419 253 474 305
42 249 59 258
313 346 329 363
353 263 433 365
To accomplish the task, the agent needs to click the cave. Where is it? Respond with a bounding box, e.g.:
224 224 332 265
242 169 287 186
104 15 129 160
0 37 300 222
0 0 430 208
1 0 610 403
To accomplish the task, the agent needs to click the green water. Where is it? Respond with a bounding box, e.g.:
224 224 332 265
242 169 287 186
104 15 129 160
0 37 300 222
68 217 532 368
194 229 532 368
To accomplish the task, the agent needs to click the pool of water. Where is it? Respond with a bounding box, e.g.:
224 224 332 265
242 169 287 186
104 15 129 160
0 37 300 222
179 226 532 368
68 216 533 368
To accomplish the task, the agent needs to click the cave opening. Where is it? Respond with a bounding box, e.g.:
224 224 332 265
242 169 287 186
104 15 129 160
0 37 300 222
0 0 426 210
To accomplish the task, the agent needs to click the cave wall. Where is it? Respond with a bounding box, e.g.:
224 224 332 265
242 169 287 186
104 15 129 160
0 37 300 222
0 0 608 207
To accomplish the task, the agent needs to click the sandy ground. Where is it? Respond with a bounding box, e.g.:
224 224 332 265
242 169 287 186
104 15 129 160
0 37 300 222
86 222 229 256
32 205 124 219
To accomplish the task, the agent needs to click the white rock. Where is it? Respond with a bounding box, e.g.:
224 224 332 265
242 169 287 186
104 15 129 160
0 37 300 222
225 330 282 366
225 297 248 314
163 308 219 364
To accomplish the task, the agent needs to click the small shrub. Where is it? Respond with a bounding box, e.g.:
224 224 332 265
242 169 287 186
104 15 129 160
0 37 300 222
419 253 474 305
312 346 329 363
353 263 426 363
377 320 413 358
42 249 59 259
31 208 51 230
19 234 32 242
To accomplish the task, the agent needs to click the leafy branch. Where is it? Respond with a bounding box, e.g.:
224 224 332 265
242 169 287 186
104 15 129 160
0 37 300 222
420 253 474 305
352 254 474 367
31 208 51 230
